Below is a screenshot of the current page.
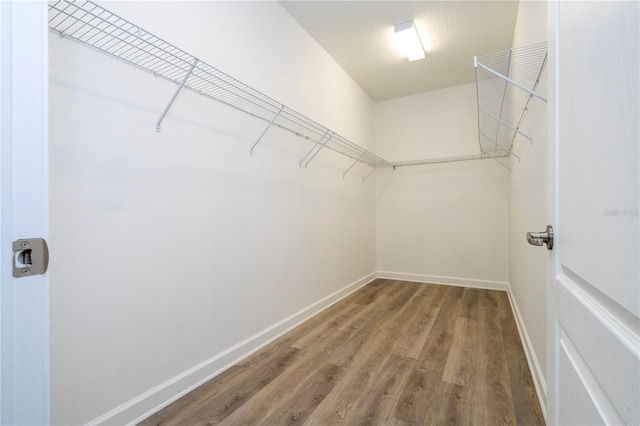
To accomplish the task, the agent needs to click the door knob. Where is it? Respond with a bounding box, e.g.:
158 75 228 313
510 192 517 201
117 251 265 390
527 225 554 250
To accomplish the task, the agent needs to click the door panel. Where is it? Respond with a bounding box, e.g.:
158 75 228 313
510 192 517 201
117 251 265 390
557 277 639 424
558 338 609 426
549 1 639 424
557 1 639 316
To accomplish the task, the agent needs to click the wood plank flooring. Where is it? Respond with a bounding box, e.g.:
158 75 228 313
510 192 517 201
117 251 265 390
139 280 544 425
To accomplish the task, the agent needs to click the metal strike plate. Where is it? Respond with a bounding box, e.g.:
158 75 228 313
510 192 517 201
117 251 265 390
12 238 49 278
526 225 554 250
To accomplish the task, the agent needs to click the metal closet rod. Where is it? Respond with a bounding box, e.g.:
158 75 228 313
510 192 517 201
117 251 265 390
393 151 510 167
48 0 512 174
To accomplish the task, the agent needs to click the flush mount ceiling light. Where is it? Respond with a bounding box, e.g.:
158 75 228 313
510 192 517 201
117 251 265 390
394 20 425 62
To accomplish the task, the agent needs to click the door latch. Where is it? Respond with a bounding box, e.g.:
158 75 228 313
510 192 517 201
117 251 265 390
12 238 49 277
526 225 554 250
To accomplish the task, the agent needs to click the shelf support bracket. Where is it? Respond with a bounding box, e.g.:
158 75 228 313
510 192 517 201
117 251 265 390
303 132 332 168
480 108 532 142
362 166 379 183
475 60 547 102
493 158 512 171
299 130 330 167
479 131 520 160
343 153 365 179
250 105 284 155
156 58 199 132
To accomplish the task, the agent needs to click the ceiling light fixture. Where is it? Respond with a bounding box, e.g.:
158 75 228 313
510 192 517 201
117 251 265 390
394 20 425 62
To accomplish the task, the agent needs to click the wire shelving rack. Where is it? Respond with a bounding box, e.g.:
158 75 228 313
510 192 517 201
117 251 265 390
48 0 393 177
48 0 538 174
474 43 548 158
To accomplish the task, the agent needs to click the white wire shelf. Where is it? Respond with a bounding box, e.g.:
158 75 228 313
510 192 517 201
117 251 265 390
48 0 521 172
474 43 547 157
48 0 393 175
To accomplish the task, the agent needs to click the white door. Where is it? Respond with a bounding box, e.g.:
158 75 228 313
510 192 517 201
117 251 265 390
547 1 639 425
0 1 49 425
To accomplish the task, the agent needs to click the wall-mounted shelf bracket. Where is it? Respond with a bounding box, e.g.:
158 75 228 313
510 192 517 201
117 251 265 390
343 153 365 179
303 131 333 169
478 132 520 160
362 166 379 183
156 58 199 132
479 108 532 142
490 157 512 171
299 130 330 167
250 105 284 155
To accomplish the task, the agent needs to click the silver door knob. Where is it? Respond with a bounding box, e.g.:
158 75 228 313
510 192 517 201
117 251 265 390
527 225 554 250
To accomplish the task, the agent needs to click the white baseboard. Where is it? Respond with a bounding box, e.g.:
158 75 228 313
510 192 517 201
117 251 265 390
87 272 546 425
376 271 509 291
89 272 378 426
506 284 547 419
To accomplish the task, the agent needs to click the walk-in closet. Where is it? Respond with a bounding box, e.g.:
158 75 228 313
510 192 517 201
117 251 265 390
1 1 638 425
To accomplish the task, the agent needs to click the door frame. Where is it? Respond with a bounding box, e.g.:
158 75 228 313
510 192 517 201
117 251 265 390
0 1 50 424
546 1 559 422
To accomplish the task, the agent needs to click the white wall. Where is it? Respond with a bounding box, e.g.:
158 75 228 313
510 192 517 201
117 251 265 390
508 0 549 412
376 83 510 287
49 2 376 424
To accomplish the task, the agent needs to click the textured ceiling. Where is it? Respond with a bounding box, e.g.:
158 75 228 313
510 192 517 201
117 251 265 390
279 1 520 101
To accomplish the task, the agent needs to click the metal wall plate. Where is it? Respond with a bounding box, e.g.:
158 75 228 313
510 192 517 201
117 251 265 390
12 238 49 277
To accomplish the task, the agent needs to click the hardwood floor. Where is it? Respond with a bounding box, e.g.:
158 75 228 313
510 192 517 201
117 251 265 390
139 280 544 425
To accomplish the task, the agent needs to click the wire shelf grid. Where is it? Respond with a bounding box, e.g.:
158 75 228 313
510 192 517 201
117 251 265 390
49 0 523 171
48 0 392 170
475 42 547 156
